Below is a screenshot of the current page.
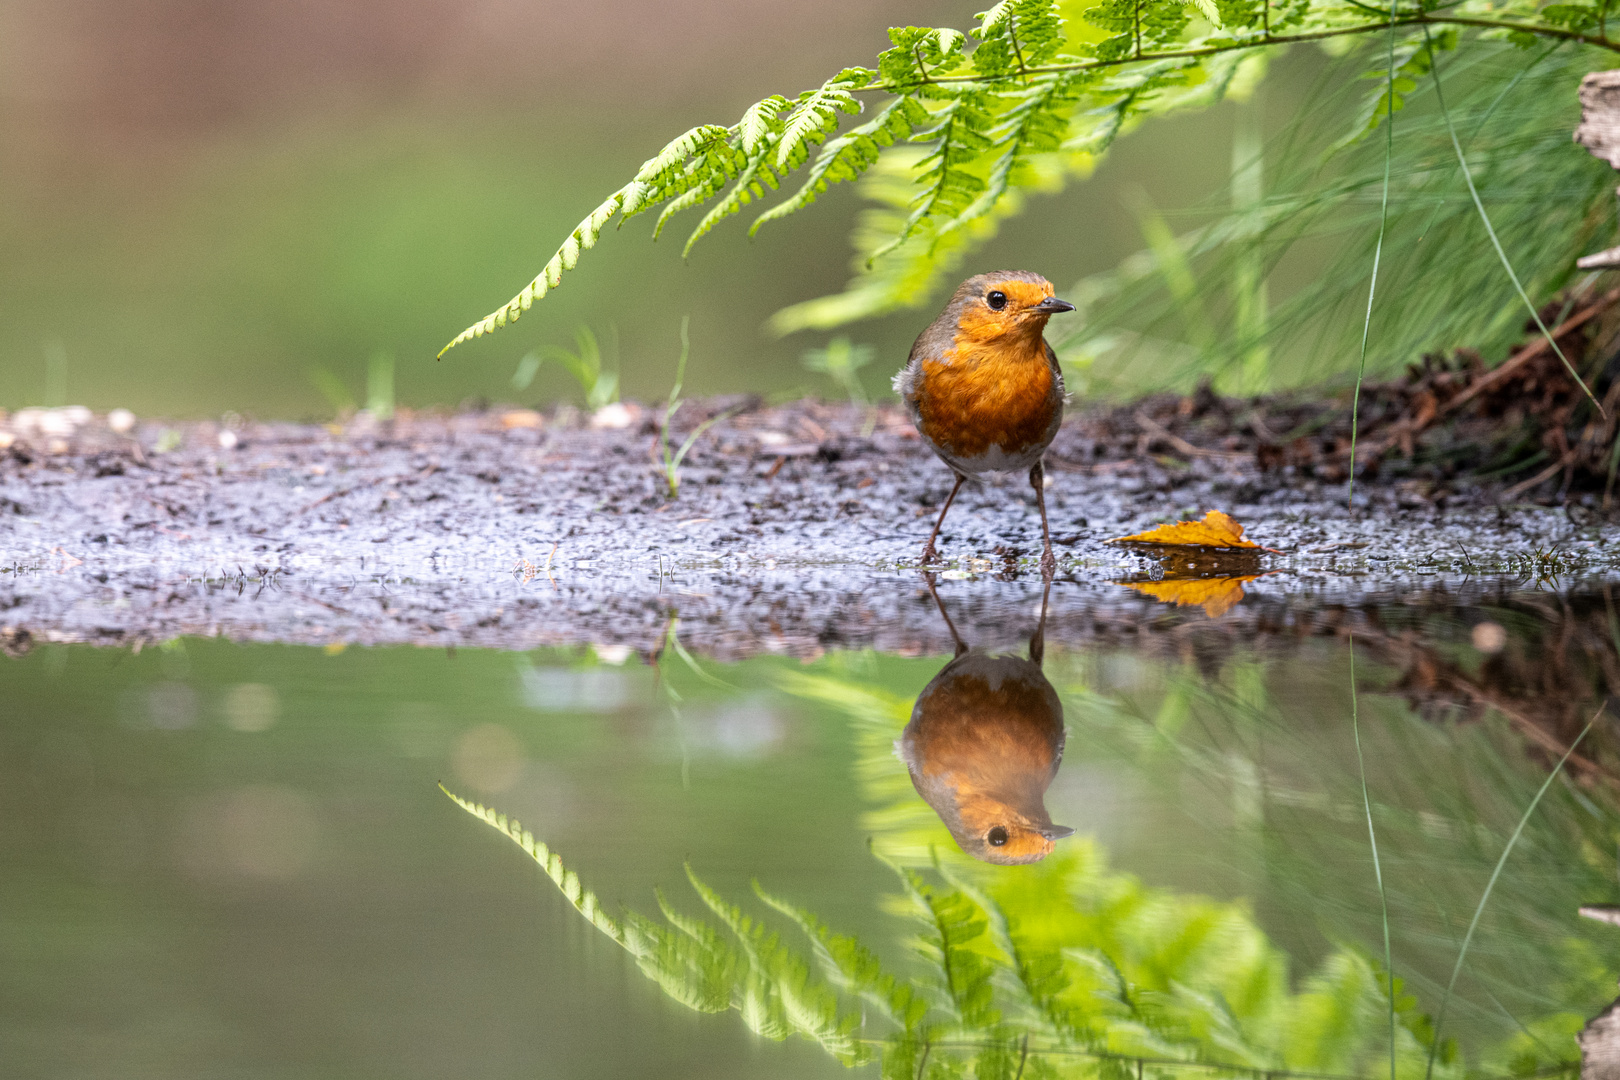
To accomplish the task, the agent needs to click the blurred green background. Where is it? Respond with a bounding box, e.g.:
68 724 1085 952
0 0 1257 419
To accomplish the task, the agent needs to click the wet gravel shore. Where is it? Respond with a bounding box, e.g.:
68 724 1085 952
3 397 1618 656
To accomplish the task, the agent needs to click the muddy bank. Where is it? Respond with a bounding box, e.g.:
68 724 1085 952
2 396 1618 656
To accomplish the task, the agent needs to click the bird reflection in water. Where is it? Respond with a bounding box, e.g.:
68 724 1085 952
896 575 1073 865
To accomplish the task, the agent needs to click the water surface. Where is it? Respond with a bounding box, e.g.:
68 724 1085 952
4 574 1618 1078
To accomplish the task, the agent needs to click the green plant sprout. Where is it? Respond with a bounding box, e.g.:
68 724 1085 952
658 317 731 498
367 352 395 420
43 341 67 408
307 365 355 417
510 352 541 392
514 326 619 409
801 336 876 406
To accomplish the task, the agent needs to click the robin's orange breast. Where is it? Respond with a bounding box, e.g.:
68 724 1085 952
916 345 1058 462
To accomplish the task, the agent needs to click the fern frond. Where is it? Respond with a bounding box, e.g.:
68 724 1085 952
686 866 863 1059
972 0 1068 78
442 0 1620 356
676 94 801 254
774 70 871 173
767 147 1063 336
877 27 969 87
867 93 994 265
437 184 635 358
754 879 926 1028
741 94 793 154
684 152 781 255
750 95 928 236
890 862 999 1029
439 785 631 946
932 72 1081 242
621 124 737 218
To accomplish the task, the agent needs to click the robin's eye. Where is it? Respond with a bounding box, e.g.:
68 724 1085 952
987 826 1009 847
986 291 1008 311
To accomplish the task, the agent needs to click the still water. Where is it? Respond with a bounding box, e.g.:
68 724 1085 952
4 575 1619 1079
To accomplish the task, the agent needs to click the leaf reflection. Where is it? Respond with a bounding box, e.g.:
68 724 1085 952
1113 548 1269 620
1119 576 1260 618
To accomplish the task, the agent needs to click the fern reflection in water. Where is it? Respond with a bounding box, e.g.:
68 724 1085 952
444 786 1452 1079
441 589 1620 1079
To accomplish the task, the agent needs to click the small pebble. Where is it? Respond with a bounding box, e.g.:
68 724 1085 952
590 403 637 430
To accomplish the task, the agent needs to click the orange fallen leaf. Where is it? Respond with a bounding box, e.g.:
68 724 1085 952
1121 576 1259 618
1108 510 1276 551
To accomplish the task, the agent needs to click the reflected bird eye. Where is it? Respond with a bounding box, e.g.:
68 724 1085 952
987 826 1009 847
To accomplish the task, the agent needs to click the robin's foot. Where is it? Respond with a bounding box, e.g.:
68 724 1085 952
920 542 943 566
1039 547 1056 578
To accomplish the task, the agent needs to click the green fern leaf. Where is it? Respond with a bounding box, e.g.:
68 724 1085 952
437 183 636 358
932 72 1080 243
741 94 792 153
750 95 927 236
683 152 780 255
892 863 999 1029
653 168 732 240
621 124 735 216
972 0 1067 77
774 72 870 172
877 27 968 87
767 147 1057 336
685 866 863 1058
866 93 993 265
438 785 635 947
754 880 926 1029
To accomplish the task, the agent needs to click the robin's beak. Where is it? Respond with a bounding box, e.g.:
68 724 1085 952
1041 825 1075 841
1031 297 1076 315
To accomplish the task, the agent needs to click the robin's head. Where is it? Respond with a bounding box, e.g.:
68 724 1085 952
897 650 1074 866
954 813 1076 865
948 271 1075 346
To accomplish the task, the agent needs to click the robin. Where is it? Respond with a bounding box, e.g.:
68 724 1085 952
893 270 1075 575
895 574 1073 865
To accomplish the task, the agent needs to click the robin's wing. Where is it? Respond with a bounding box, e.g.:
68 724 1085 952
891 357 920 403
1044 338 1067 400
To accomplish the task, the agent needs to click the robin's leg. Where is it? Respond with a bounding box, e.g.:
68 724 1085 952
1029 572 1053 667
1029 459 1055 577
922 571 969 658
920 472 966 566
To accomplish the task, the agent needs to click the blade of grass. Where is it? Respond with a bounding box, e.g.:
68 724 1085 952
1422 702 1607 1080
1348 0 1400 512
669 620 739 691
1414 41 1561 244
1422 27 1605 418
1349 635 1396 1080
